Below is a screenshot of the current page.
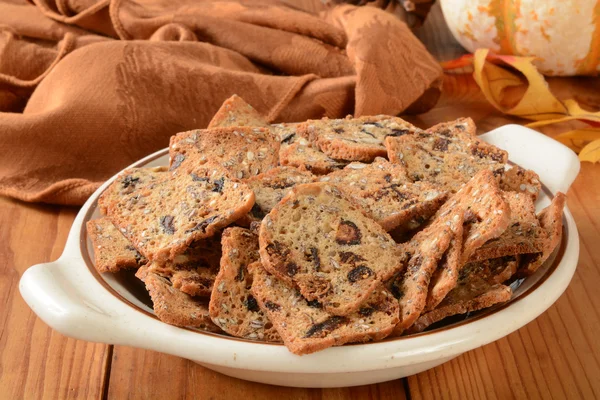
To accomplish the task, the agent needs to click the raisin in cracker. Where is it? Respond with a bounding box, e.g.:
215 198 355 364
259 182 403 316
86 217 146 273
100 164 255 262
209 228 280 342
208 94 269 129
136 266 221 332
320 157 447 231
385 118 507 193
146 235 222 297
250 262 399 355
518 192 566 276
170 126 279 180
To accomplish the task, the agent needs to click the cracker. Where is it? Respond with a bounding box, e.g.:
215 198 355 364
320 157 447 231
209 228 281 341
299 116 423 162
245 166 315 220
86 217 147 273
385 117 507 193
208 94 269 129
518 192 566 276
170 126 279 180
136 266 221 331
250 262 399 355
498 165 542 201
390 170 510 331
259 182 403 316
407 255 517 333
100 164 255 262
469 191 546 262
146 234 222 297
279 133 349 175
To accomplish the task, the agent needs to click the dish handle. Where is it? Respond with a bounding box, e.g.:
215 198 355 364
479 124 581 194
19 259 139 344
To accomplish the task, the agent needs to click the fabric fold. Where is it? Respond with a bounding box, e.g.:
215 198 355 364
0 0 443 205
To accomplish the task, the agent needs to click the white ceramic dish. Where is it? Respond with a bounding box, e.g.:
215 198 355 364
20 125 580 388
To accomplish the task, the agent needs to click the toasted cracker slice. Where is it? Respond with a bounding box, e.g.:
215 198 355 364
470 191 546 262
320 158 447 231
259 182 403 316
136 266 221 331
388 212 456 335
425 220 464 310
385 118 507 193
298 115 423 162
86 218 147 273
170 126 279 180
390 170 510 331
245 166 315 220
100 164 254 262
250 262 399 355
518 192 566 276
208 95 269 129
209 228 281 342
279 132 349 174
407 255 518 333
146 235 222 297
498 165 542 201
408 284 512 334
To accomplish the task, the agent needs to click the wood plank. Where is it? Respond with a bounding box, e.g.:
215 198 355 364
106 346 407 400
0 197 110 399
408 163 600 400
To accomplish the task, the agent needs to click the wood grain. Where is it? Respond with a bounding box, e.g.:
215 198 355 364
106 346 407 400
0 197 110 399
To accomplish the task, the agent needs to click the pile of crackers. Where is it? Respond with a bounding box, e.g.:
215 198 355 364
88 95 566 355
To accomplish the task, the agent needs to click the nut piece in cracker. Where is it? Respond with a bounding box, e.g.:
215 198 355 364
277 126 349 175
208 95 269 129
320 157 447 231
86 217 146 273
407 256 518 334
386 117 507 193
209 229 280 342
170 127 279 180
469 191 546 262
259 182 403 316
136 266 221 332
250 262 399 355
99 164 255 262
518 192 566 276
299 115 423 162
146 235 222 297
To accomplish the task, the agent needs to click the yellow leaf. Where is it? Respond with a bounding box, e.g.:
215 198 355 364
473 49 568 120
579 139 600 163
553 129 600 153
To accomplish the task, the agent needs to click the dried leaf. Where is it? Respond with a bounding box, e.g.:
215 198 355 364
443 49 600 161
579 139 600 163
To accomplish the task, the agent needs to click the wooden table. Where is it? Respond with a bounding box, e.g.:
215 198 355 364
2 3 599 399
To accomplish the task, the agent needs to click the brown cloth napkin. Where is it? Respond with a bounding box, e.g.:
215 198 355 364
0 0 442 205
